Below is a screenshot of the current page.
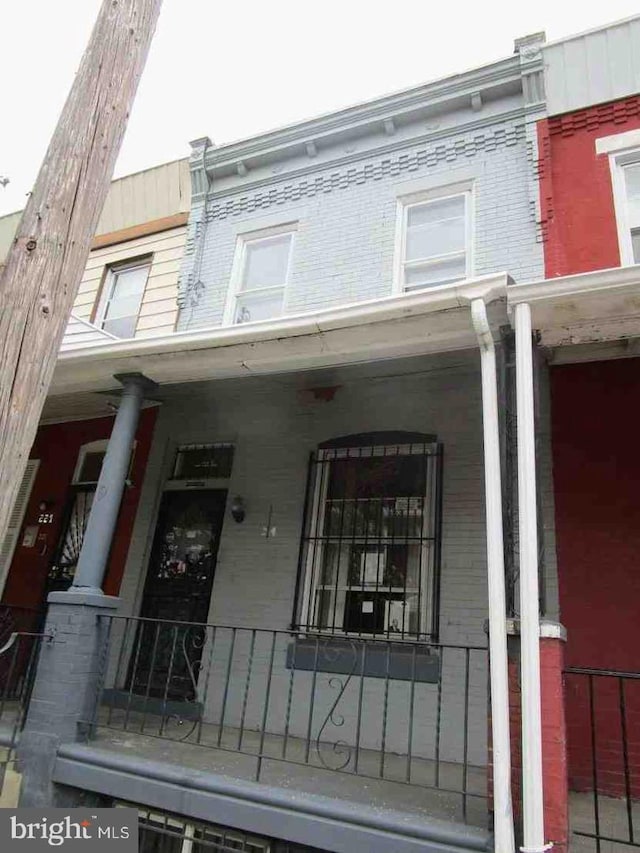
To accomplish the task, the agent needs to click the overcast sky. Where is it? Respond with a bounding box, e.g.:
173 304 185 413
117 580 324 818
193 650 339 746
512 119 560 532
1 0 639 216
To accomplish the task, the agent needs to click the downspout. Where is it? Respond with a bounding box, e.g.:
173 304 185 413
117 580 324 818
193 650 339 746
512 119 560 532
514 301 549 852
470 298 515 853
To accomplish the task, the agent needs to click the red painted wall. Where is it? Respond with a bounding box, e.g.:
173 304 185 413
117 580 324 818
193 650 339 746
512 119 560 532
551 359 640 796
538 96 640 278
540 96 640 801
1 407 157 614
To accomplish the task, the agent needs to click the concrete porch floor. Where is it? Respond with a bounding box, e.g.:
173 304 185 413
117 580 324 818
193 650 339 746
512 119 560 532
1 702 488 830
570 790 640 852
89 704 488 829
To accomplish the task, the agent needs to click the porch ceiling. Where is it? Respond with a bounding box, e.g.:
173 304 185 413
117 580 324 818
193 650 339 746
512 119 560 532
48 274 510 397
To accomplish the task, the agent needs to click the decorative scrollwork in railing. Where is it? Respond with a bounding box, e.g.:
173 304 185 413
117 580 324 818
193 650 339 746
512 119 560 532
164 625 207 742
315 639 359 771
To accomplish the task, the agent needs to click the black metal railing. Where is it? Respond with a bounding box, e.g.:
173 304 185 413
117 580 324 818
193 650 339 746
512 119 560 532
89 615 488 824
0 604 44 646
565 666 640 850
0 628 49 801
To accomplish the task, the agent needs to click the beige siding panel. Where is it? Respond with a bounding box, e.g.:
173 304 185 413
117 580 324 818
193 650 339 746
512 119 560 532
136 310 177 332
86 228 186 266
134 324 176 339
0 211 22 264
61 315 115 352
96 160 190 235
148 258 181 277
138 297 177 318
144 272 179 293
140 287 178 309
71 225 186 330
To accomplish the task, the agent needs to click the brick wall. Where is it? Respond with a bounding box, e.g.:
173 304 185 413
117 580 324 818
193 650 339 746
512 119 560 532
497 633 568 851
538 95 640 277
551 358 640 799
177 118 543 330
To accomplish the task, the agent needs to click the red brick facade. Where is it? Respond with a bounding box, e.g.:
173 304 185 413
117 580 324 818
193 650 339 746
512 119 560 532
501 633 569 851
540 94 640 813
538 95 640 278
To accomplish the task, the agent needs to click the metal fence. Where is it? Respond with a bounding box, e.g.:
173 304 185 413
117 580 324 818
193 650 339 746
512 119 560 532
565 666 640 850
0 628 49 805
89 615 488 824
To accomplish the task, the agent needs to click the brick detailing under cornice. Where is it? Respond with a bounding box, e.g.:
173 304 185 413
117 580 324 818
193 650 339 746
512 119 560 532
205 122 526 222
548 95 640 138
535 120 553 251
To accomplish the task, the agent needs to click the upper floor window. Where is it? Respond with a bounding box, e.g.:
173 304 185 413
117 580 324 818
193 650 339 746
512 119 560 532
395 190 472 293
619 160 640 264
225 226 295 325
96 257 151 338
597 131 640 266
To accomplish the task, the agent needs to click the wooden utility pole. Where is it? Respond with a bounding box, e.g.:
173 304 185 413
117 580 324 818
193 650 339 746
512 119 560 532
0 0 162 545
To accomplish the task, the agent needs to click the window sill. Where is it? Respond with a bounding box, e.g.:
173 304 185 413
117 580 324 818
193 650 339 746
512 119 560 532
286 636 440 683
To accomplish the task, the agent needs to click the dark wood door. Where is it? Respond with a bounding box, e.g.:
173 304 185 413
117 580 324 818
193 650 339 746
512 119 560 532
130 489 227 700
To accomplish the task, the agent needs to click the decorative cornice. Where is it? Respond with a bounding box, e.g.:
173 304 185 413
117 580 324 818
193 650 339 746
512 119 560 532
189 136 214 203
203 106 528 206
205 120 526 222
202 57 524 179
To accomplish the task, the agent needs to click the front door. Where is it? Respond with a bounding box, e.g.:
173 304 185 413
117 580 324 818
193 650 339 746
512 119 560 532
130 489 227 699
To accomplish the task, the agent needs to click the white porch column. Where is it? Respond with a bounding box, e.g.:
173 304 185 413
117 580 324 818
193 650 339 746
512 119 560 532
514 301 548 853
470 299 515 853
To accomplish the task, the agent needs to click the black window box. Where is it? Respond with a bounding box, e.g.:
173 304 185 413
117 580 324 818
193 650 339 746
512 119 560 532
286 637 440 683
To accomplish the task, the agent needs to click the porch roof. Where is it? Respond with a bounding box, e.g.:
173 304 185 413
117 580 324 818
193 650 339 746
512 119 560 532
47 263 640 404
507 263 640 362
50 273 510 397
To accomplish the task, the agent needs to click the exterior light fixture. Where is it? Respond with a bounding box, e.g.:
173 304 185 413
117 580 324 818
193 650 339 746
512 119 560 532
230 496 246 523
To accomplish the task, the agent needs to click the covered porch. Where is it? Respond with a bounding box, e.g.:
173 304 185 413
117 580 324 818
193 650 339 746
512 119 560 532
8 272 546 852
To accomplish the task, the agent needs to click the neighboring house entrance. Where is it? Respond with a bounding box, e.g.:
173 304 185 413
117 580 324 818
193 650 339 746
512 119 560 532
129 489 227 700
47 485 96 595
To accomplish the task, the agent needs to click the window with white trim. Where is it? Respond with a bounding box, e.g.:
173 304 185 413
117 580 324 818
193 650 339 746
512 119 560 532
397 191 471 292
295 433 442 641
97 257 151 338
613 157 640 264
226 227 294 325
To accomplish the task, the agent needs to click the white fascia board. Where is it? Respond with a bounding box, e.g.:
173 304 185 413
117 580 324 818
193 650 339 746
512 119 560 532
507 264 640 306
507 264 640 346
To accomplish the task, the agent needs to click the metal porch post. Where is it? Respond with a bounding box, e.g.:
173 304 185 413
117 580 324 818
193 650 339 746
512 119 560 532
470 298 515 853
17 372 157 807
72 372 157 593
514 302 548 853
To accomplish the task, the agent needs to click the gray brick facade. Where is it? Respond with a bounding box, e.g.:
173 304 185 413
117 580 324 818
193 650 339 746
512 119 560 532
177 113 544 330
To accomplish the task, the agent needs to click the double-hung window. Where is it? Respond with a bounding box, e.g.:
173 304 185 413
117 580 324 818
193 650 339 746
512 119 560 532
296 434 443 641
614 158 640 264
226 227 294 325
396 190 471 292
597 132 640 265
97 258 151 338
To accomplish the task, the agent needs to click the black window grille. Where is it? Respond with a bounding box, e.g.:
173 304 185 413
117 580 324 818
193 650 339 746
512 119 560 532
294 432 443 642
127 805 324 853
171 443 235 480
